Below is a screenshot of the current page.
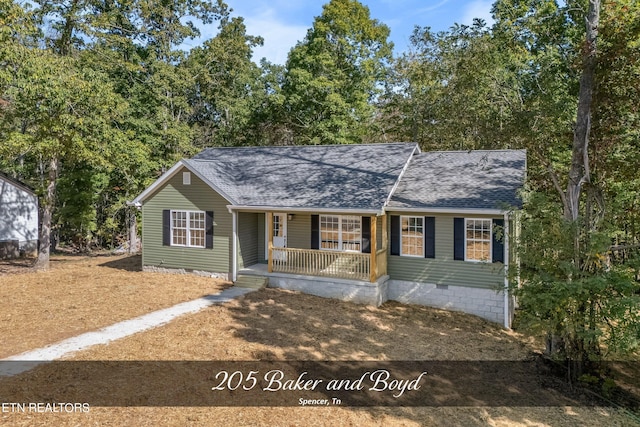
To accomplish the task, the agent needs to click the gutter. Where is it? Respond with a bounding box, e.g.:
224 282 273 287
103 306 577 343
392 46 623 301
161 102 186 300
384 206 506 216
227 205 384 216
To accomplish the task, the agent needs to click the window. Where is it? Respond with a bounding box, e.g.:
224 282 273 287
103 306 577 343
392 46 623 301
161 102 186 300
401 216 424 256
273 214 283 238
182 172 191 185
171 210 205 247
465 219 491 261
320 215 361 252
341 216 361 251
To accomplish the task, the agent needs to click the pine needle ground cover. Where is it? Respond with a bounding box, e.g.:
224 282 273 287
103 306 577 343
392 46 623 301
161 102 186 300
0 255 229 359
0 256 637 426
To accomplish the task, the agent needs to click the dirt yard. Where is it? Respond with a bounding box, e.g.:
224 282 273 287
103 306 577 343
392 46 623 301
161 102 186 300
0 255 638 426
0 254 229 358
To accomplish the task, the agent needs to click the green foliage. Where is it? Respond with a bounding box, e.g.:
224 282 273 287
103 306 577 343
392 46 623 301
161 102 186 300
282 0 393 144
1 50 125 166
514 191 640 360
186 16 264 147
382 20 528 150
55 165 110 248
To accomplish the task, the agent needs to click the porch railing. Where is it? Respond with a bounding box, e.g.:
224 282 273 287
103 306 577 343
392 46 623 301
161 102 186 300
271 247 371 281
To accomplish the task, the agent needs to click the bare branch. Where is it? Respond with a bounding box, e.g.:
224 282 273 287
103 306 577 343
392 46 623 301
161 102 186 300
547 165 567 209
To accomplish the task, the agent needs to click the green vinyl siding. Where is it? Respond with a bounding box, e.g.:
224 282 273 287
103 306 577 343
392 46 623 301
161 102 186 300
238 212 259 268
287 213 311 249
257 213 266 262
141 168 231 273
387 212 504 289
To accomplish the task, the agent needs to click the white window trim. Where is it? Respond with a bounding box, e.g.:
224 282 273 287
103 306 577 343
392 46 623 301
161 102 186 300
319 215 362 253
182 172 191 185
170 209 206 248
464 218 492 263
400 215 424 258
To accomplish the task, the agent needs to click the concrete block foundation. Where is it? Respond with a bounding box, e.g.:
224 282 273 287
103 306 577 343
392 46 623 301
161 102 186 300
267 273 389 307
386 279 506 325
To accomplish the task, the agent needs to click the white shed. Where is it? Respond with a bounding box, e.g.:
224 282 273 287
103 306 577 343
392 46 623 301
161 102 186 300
0 172 38 258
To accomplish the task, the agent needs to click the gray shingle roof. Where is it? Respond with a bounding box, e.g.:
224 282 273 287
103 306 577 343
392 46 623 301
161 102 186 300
387 150 526 210
184 143 419 211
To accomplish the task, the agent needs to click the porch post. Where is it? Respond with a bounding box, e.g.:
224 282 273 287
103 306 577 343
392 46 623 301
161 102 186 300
267 212 273 273
231 210 238 282
369 215 377 283
381 214 388 251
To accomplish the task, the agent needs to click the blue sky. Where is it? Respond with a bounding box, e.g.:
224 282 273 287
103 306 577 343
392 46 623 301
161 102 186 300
183 0 495 65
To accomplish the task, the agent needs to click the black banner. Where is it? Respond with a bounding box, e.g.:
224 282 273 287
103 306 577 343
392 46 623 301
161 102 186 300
0 360 637 408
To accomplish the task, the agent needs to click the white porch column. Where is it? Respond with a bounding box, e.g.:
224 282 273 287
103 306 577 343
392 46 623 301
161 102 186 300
503 212 510 329
232 209 238 282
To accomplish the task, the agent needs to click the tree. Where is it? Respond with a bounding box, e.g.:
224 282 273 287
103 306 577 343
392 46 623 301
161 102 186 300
282 0 393 144
380 20 525 151
0 50 127 268
0 0 232 258
505 0 640 379
186 16 263 147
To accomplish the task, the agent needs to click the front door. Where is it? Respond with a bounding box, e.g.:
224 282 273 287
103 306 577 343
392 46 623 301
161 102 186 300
272 213 287 261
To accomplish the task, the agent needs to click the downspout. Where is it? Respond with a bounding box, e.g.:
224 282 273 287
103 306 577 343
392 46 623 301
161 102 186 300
231 209 238 282
503 212 510 329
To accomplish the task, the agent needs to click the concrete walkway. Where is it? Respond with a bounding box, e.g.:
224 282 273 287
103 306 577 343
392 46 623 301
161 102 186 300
0 286 255 376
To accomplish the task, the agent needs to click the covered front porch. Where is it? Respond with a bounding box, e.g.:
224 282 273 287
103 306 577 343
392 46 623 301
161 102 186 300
238 260 390 306
232 210 388 285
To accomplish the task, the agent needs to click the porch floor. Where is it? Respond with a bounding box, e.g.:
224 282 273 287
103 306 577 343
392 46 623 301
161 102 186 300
239 263 385 286
239 263 269 276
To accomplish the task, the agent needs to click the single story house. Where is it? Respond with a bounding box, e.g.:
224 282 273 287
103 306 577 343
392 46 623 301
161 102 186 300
131 143 526 327
0 171 39 259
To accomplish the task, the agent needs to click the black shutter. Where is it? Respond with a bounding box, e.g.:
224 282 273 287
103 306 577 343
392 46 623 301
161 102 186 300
492 218 504 263
390 215 400 256
311 215 320 249
162 210 171 246
361 217 371 253
205 211 214 249
424 216 435 258
453 217 464 260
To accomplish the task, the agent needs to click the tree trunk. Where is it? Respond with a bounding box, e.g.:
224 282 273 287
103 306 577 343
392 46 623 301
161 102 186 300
565 0 600 222
553 0 601 375
34 157 58 270
129 206 138 254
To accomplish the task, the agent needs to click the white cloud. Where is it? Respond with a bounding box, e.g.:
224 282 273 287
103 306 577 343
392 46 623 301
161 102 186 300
461 0 494 26
416 0 452 15
243 9 309 65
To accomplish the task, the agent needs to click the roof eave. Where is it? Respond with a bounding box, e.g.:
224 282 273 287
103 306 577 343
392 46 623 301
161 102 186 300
130 160 238 206
130 161 185 206
384 206 518 215
228 205 384 216
0 171 37 196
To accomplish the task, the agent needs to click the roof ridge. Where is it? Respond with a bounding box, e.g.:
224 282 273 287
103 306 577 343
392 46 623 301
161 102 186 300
197 142 417 151
422 149 526 154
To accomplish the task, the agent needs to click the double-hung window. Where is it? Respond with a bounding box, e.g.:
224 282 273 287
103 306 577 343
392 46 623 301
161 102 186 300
400 216 424 257
320 215 361 252
171 210 205 248
465 218 491 262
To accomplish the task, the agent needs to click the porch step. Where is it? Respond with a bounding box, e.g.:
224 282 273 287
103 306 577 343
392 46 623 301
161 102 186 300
234 275 268 289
